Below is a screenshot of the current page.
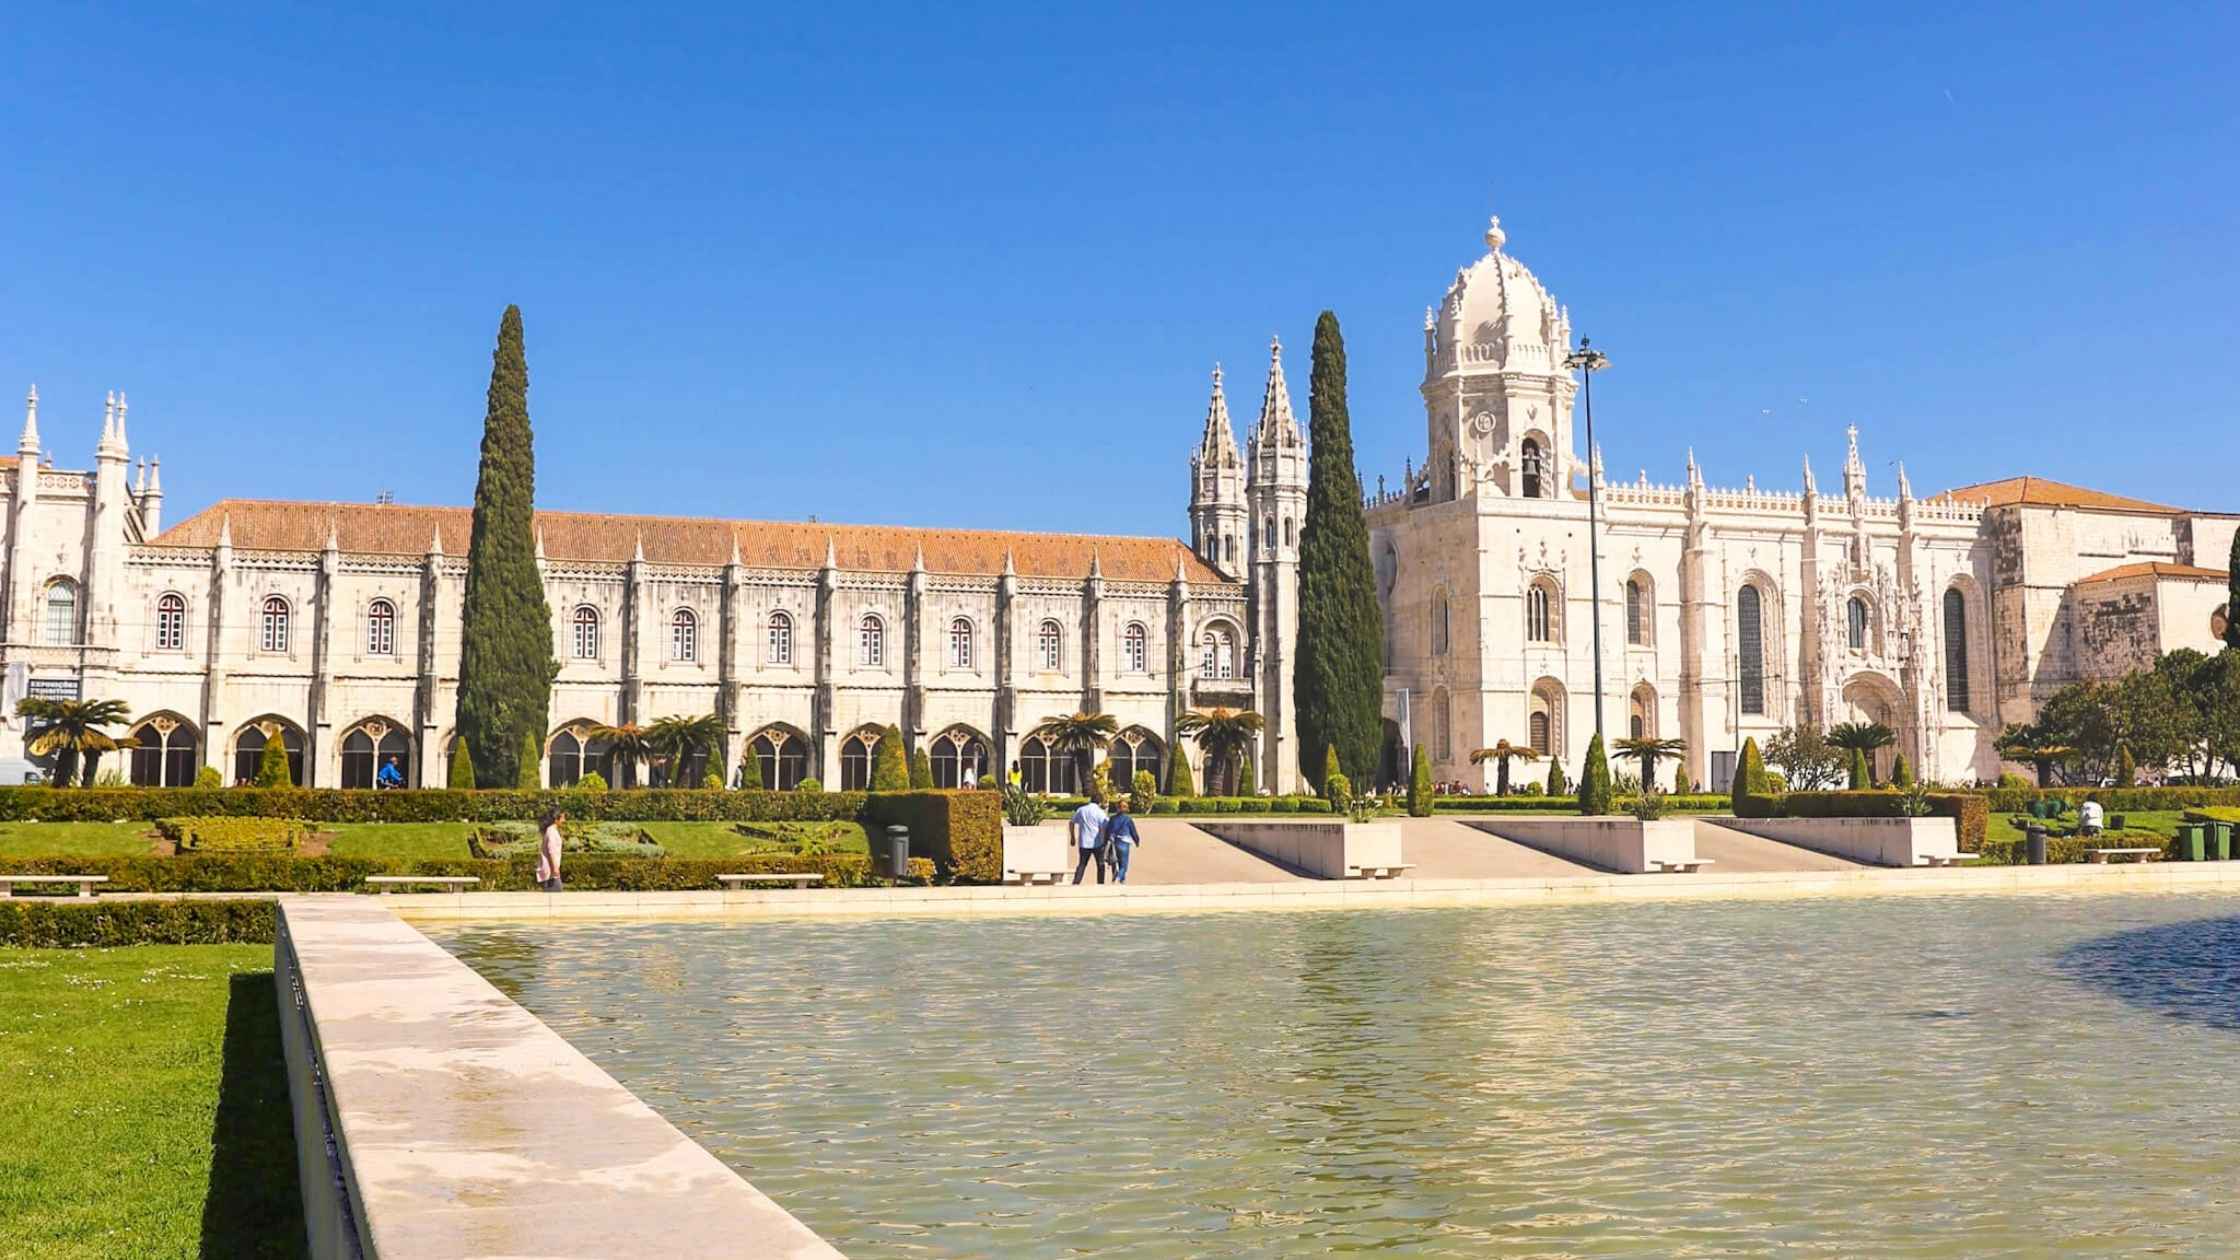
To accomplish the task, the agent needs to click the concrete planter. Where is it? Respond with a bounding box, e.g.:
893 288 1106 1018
1195 819 1408 878
1721 816 1959 867
1002 823 1071 884
1469 817 1696 874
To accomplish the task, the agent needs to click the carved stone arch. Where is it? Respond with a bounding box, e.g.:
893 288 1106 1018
743 721 812 790
127 710 201 787
838 723 887 791
1840 671 1909 782
1623 569 1656 648
340 715 415 789
232 714 308 786
1528 676 1567 762
1627 682 1658 741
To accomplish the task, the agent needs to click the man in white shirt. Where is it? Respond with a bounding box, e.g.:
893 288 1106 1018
2079 798 2105 836
1070 796 1110 885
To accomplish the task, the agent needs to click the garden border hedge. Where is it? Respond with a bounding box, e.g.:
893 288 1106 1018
0 852 932 893
1974 786 2240 812
0 786 870 823
866 790 1003 882
0 898 276 947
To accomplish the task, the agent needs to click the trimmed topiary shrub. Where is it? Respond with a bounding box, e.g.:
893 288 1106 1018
194 766 223 789
576 773 608 792
1545 757 1568 797
870 727 909 792
1891 754 1913 789
1577 734 1613 816
448 737 477 789
1847 747 1871 791
518 732 541 791
255 736 292 788
1409 744 1434 817
910 748 934 790
1132 770 1157 811
1166 746 1196 797
1732 738 1776 819
737 753 764 789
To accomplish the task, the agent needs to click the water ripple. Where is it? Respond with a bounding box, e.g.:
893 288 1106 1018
429 892 2240 1257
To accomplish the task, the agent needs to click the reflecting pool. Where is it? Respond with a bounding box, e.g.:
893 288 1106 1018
426 892 2240 1257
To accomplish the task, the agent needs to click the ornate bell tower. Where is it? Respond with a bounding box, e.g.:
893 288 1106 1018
1187 365 1247 578
1246 337 1306 793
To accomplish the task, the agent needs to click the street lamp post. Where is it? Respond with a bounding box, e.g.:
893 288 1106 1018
1563 339 1611 741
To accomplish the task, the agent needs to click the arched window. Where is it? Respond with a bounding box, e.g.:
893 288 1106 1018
1200 625 1235 680
1847 596 1869 651
1037 620 1064 671
1284 517 1295 547
1264 517 1276 551
1625 578 1647 646
1521 438 1544 499
949 617 974 669
341 720 412 789
1224 535 1235 565
1529 711 1551 755
127 716 199 787
1737 585 1766 716
42 580 77 646
1529 680 1565 758
1526 583 1554 643
929 727 991 789
670 609 698 663
1122 623 1148 673
747 727 809 791
546 724 613 788
839 730 878 790
1108 728 1164 790
859 615 884 667
1433 688 1452 760
1944 588 1972 713
572 607 600 659
154 593 186 652
259 597 290 653
1020 735 1078 795
767 611 793 665
1432 590 1451 656
1630 685 1657 743
234 720 305 786
366 599 396 656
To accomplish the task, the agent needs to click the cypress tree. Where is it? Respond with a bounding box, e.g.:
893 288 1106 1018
1847 747 1871 790
1733 737 1773 818
910 748 934 790
738 750 764 789
871 724 909 791
1294 311 1385 787
2115 743 2137 787
518 731 541 791
2228 531 2240 649
1239 746 1257 798
447 736 477 790
455 306 558 790
1577 733 1613 815
255 736 292 788
1545 756 1568 797
1408 744 1434 817
1166 745 1197 797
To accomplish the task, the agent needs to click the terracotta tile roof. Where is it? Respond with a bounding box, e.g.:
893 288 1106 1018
150 499 1229 583
1942 476 2183 515
2076 561 2229 584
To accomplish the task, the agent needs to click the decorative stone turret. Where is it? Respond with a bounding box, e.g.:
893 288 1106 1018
1246 336 1307 793
1188 364 1247 578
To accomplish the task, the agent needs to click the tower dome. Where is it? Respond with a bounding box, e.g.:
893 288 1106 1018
1425 215 1571 382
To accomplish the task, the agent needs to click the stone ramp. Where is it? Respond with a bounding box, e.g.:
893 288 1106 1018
1401 817 1602 878
1112 818 1308 884
1689 818 1864 873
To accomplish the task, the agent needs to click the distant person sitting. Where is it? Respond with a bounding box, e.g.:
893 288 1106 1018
2079 797 2105 836
376 755 404 789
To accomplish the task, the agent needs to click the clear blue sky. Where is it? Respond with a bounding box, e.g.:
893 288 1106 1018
4 2 2234 537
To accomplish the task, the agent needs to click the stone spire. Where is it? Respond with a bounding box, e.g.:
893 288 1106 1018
1686 447 1703 490
1249 336 1302 449
1802 453 1817 497
427 523 444 556
1484 214 1506 253
18 384 37 455
912 542 926 573
112 391 128 451
1842 424 1867 499
824 535 838 569
96 390 129 461
1188 361 1248 578
1896 460 1913 501
1088 545 1102 579
631 532 646 563
1195 363 1240 464
324 516 340 554
535 527 547 562
218 513 234 549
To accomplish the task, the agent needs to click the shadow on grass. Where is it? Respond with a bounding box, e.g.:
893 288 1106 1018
201 971 307 1259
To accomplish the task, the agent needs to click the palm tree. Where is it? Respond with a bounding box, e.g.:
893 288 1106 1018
1467 740 1541 795
1828 721 1896 788
645 713 725 787
1028 711 1117 792
1995 723 2075 788
17 698 133 788
588 722 654 788
1176 708 1265 796
1612 736 1688 792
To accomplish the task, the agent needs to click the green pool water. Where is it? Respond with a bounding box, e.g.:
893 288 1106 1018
426 892 2240 1256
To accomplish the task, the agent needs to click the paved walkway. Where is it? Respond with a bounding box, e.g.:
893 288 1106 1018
1689 818 1864 872
1109 819 1307 885
1399 817 1601 878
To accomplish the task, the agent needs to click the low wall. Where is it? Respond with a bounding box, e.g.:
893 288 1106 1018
1002 824 1070 881
1720 816 1959 867
1195 819 1405 878
1469 817 1695 874
274 896 843 1259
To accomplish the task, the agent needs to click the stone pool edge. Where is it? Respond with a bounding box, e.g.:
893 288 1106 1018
273 896 845 1259
378 859 2240 923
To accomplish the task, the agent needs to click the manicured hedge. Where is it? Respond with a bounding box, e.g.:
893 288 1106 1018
1975 786 2240 812
0 852 932 893
0 898 276 947
1430 794 1732 814
156 816 309 853
1977 830 2171 865
2183 808 2240 824
1779 791 1989 853
1142 797 1336 816
0 787 869 824
866 790 1003 883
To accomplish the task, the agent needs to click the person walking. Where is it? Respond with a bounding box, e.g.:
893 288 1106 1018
535 807 567 892
1070 794 1110 885
1104 797 1142 883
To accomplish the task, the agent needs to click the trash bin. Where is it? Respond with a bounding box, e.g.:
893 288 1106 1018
2211 822 2233 862
2175 824 2205 863
2025 824 2047 866
883 825 912 879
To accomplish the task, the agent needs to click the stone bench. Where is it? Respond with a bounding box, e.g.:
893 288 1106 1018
1649 859 1715 874
1005 869 1065 886
0 873 109 898
362 875 481 894
2088 848 2162 864
717 872 825 890
1914 853 1971 867
1345 863 1414 880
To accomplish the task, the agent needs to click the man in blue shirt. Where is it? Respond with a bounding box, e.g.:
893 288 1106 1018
376 756 404 789
1104 797 1143 883
1070 795 1109 885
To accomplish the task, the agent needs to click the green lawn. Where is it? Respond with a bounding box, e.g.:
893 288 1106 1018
0 946 303 1259
0 820 869 862
0 821 158 858
1984 809 2192 843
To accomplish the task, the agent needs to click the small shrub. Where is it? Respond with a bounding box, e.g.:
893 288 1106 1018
737 754 764 789
1628 790 1668 821
1545 758 1568 797
448 737 477 789
1732 738 1776 819
254 736 292 788
1001 783 1045 827
1577 734 1613 816
1408 745 1433 818
1269 797 1298 814
910 748 935 791
1324 770 1354 815
517 732 540 791
870 725 909 792
194 766 223 789
577 772 609 792
1166 746 1196 797
1132 770 1158 813
797 777 823 793
702 772 723 790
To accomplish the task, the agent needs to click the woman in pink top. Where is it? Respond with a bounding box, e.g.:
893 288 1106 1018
536 808 566 892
